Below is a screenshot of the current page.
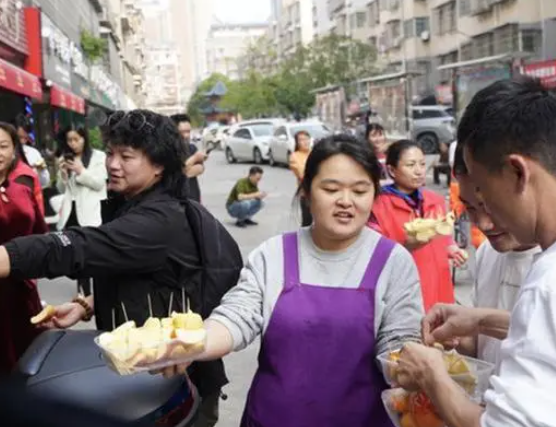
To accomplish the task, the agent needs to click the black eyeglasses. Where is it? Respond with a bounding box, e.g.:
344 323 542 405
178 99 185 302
106 111 156 132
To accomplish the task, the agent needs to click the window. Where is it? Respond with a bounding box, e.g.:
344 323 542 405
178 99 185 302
234 128 252 139
460 42 473 61
369 1 380 25
474 32 494 58
274 126 287 137
356 11 367 28
494 24 519 55
415 17 429 35
459 0 471 16
250 123 274 137
521 29 542 54
404 20 414 38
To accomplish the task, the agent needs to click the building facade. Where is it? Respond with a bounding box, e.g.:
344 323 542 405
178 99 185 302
206 21 267 80
311 0 556 96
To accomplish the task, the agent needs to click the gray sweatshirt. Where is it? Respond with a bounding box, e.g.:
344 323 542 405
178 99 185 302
210 227 424 358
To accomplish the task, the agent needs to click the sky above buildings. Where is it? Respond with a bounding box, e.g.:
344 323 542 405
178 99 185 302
214 0 270 23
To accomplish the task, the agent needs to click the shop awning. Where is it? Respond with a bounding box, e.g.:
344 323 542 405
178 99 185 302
0 58 42 100
51 85 86 115
521 60 556 89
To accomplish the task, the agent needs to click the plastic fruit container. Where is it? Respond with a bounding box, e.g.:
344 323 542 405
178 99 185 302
94 313 206 376
382 388 445 427
377 348 495 402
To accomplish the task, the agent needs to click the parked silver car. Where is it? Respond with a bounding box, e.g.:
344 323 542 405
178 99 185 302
225 119 285 164
411 106 455 154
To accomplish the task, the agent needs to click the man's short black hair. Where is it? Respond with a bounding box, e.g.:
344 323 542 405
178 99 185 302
249 166 264 176
452 142 467 177
171 113 191 125
457 76 556 174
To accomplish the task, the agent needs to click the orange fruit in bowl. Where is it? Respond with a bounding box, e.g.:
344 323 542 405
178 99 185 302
400 412 418 427
408 391 444 427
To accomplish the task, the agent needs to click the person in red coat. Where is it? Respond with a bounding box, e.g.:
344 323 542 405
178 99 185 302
0 122 47 373
369 140 467 312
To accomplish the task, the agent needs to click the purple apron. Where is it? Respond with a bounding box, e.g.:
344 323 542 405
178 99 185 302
241 232 395 427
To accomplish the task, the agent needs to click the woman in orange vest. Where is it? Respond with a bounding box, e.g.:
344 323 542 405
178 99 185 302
369 140 468 312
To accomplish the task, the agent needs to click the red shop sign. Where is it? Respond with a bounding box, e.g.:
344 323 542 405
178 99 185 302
521 59 556 89
0 57 41 99
50 84 85 115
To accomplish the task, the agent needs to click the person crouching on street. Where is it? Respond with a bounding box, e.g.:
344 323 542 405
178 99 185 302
226 166 266 227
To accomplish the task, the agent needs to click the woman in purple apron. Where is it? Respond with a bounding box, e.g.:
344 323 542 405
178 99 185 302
179 135 424 427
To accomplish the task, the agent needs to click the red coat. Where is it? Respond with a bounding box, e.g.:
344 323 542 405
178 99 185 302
370 189 454 312
9 160 44 216
0 179 47 373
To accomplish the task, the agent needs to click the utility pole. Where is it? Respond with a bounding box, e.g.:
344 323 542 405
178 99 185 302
540 0 547 60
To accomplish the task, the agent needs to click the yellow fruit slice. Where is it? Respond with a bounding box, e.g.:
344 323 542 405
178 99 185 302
30 305 56 325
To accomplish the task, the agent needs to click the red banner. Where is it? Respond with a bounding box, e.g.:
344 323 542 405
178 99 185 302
50 84 85 115
521 60 556 89
0 57 42 99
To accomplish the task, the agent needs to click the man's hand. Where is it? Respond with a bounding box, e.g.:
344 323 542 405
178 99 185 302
258 191 268 200
40 303 85 329
422 304 484 347
396 342 448 391
449 245 469 268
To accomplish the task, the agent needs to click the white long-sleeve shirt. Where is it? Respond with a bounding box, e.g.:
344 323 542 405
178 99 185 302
481 241 556 427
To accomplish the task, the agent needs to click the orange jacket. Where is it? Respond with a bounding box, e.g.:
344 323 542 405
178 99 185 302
370 189 454 312
289 151 309 184
449 180 486 249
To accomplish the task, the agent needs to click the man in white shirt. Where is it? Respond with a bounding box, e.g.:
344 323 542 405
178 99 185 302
395 77 556 427
452 142 540 371
16 122 50 188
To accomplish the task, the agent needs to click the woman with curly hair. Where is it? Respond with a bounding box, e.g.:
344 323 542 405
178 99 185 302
0 110 237 423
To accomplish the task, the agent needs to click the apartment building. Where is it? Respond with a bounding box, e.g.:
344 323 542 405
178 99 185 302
143 45 183 115
314 0 556 96
107 0 146 108
205 21 267 80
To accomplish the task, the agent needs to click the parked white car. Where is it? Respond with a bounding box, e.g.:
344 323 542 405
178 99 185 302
268 121 331 166
225 119 284 164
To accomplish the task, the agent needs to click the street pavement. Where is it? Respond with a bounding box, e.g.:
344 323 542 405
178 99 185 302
37 150 473 427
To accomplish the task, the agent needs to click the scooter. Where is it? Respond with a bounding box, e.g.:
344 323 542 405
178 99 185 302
16 329 199 426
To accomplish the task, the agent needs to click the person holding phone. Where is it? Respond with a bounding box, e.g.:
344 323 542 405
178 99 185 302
57 126 107 295
171 114 207 203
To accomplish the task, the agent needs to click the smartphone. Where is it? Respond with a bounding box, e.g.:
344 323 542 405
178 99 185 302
63 152 75 162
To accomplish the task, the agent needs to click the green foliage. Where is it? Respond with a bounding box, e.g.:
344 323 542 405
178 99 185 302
88 127 103 150
187 34 378 122
80 29 107 62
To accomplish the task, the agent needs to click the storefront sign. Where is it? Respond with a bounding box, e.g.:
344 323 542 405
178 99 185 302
41 12 89 88
0 56 42 99
0 0 28 55
91 65 121 110
521 60 556 89
51 84 85 115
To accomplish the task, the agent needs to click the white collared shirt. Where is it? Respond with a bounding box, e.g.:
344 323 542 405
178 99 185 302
473 241 540 372
481 241 556 427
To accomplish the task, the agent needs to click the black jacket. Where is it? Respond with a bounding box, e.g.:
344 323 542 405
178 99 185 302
6 185 227 396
